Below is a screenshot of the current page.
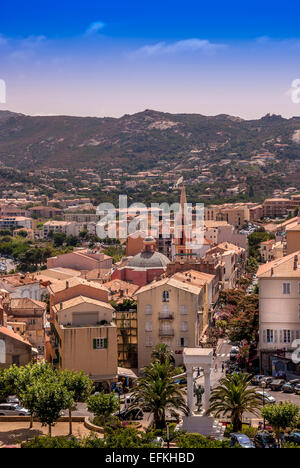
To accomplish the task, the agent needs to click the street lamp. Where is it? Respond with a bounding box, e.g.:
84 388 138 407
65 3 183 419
261 381 267 430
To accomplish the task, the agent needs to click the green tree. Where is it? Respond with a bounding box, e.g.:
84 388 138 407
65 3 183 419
151 343 175 365
87 391 119 426
131 360 188 429
262 402 300 446
61 370 93 435
26 379 73 436
53 232 66 247
17 362 58 428
207 372 263 432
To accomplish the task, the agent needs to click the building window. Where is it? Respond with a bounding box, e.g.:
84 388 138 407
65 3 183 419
179 337 186 347
266 329 274 343
93 338 108 349
181 321 188 332
283 283 291 295
180 305 187 315
145 322 152 332
145 305 152 315
145 336 153 347
283 330 291 343
162 291 169 302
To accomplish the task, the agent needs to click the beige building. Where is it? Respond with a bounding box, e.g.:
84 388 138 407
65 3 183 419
257 252 300 376
51 296 118 385
47 249 112 272
259 239 284 262
48 277 118 387
135 273 213 370
3 297 47 355
0 325 34 368
204 204 250 229
286 218 300 255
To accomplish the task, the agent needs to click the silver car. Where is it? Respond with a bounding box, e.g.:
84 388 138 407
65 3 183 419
0 403 29 416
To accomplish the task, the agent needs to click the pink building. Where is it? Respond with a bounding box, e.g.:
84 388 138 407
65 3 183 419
47 249 112 271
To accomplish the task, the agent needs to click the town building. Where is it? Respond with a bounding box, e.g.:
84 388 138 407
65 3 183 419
112 237 170 287
47 249 112 271
135 273 212 370
3 297 47 355
0 325 35 368
257 252 300 377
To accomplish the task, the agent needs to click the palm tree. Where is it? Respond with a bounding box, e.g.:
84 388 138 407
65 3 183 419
131 360 188 429
151 343 175 365
207 372 263 432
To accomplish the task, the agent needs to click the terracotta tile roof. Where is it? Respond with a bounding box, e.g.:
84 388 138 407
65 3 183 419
9 297 46 309
48 276 109 294
135 276 203 296
53 295 114 312
0 326 32 346
257 251 300 278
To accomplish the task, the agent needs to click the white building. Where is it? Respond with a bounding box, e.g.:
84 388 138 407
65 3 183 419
257 251 300 377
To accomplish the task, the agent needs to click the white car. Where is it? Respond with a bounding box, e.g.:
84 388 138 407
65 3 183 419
256 391 276 404
0 403 30 416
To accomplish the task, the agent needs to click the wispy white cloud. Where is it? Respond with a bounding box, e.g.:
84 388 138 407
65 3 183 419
131 38 226 58
85 21 106 36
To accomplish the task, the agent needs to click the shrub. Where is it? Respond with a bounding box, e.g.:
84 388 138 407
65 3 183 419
22 435 81 449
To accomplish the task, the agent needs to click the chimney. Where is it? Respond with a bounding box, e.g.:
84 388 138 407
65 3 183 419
271 267 274 277
66 280 69 289
60 302 63 310
119 289 124 298
294 255 298 270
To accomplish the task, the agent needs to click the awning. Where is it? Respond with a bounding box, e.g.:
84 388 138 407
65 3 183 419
117 367 138 379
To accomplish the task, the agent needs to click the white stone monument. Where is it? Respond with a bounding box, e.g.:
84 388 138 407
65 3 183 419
179 347 224 438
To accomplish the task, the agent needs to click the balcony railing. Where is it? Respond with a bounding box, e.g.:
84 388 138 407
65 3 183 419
159 312 174 320
159 328 174 336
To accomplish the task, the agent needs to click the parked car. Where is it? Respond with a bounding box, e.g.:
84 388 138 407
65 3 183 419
282 382 298 393
254 432 278 449
251 375 266 386
269 379 285 391
284 432 300 446
0 403 29 416
260 377 273 387
256 391 276 404
6 396 20 405
294 384 300 395
174 378 187 386
229 433 255 448
116 408 144 421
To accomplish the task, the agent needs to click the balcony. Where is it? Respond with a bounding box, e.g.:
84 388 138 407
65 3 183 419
159 312 174 320
159 328 174 336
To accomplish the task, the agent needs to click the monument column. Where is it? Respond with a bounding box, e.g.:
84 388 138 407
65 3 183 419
203 367 211 413
186 366 194 415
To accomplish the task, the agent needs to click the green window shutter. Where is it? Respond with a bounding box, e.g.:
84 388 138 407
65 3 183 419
104 338 108 349
93 338 97 349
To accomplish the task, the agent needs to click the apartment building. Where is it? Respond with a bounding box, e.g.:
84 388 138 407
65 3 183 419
259 239 284 262
48 277 118 387
0 217 32 230
0 326 34 368
28 206 63 218
3 297 47 355
204 204 250 229
257 252 300 377
0 274 44 301
47 249 112 271
205 242 246 289
135 273 212 370
286 218 300 255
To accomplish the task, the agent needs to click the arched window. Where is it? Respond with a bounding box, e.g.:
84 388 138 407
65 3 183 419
162 290 169 302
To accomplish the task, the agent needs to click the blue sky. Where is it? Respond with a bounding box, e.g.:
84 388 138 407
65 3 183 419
1 0 300 118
